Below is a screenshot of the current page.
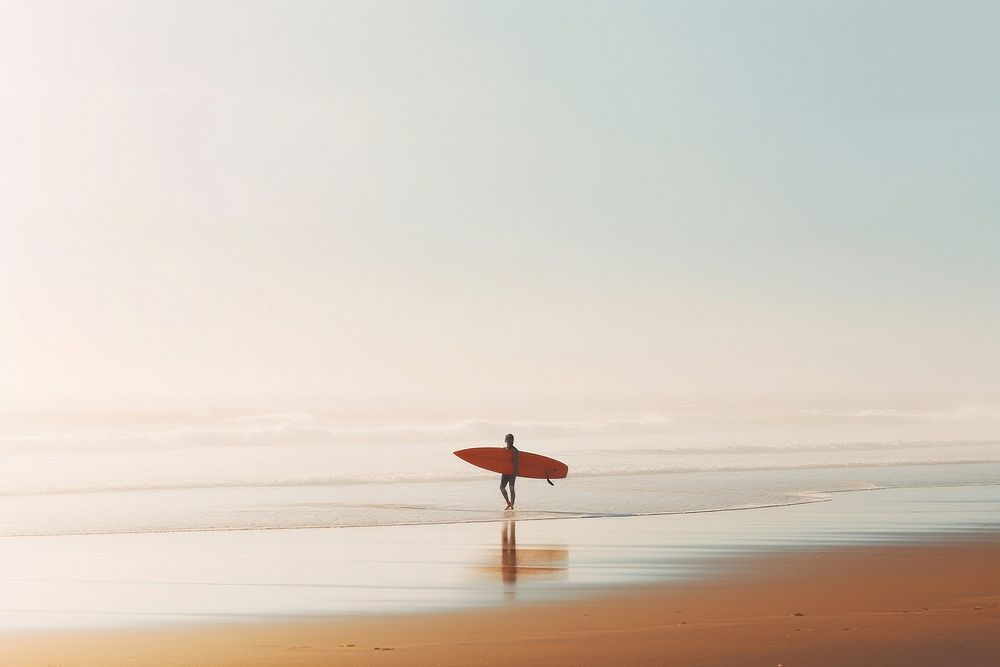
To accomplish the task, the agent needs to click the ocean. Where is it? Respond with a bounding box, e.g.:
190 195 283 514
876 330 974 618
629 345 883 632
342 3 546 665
3 407 999 537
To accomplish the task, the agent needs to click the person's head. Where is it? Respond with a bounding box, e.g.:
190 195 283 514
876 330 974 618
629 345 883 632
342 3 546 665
504 433 514 448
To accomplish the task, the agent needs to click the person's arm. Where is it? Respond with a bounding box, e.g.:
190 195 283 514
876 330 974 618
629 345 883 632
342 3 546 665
511 449 519 478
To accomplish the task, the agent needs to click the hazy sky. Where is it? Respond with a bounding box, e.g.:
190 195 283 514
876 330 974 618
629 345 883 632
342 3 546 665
2 1 998 409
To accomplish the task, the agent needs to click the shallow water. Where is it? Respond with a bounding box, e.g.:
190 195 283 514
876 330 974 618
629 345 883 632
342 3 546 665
1 484 997 630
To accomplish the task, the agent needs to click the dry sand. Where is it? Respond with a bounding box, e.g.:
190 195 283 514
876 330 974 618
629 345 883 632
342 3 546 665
3 536 998 666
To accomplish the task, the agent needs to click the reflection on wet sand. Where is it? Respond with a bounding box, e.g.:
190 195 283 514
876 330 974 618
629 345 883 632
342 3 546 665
479 521 569 596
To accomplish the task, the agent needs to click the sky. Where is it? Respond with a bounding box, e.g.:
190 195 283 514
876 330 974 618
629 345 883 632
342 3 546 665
1 1 998 410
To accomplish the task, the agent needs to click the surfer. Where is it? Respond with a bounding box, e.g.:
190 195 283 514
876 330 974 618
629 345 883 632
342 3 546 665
501 433 519 510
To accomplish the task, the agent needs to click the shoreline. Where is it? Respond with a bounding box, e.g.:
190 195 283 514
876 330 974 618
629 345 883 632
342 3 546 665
4 533 999 665
5 466 999 539
7 461 998 538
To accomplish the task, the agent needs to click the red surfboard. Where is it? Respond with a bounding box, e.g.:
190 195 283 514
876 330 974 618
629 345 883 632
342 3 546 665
454 447 568 480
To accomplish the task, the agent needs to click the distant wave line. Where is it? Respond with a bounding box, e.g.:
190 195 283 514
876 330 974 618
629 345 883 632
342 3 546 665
4 408 999 450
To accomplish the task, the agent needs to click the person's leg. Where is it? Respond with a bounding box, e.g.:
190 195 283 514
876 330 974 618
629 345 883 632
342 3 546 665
509 477 516 508
500 475 511 508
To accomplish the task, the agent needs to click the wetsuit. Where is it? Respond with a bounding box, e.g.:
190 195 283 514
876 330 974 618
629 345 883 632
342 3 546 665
500 446 519 506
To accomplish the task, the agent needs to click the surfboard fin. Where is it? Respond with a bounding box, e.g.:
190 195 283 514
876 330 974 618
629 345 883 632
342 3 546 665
546 472 555 486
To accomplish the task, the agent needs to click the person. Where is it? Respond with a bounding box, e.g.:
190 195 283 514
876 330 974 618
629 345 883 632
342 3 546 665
500 433 519 510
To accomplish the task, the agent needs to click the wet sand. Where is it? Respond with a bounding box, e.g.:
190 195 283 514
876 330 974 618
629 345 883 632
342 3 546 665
4 536 999 666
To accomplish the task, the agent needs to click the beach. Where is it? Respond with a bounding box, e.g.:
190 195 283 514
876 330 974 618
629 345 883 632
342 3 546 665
5 538 997 666
3 411 999 664
2 483 998 665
